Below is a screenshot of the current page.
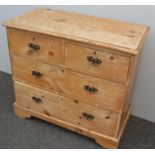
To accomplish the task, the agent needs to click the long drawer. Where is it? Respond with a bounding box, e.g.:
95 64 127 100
12 55 126 112
14 81 121 137
8 29 62 66
64 43 131 82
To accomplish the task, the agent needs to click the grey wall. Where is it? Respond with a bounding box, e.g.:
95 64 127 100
0 6 155 122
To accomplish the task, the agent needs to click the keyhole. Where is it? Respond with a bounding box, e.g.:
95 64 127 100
110 56 114 60
74 100 79 104
49 51 54 56
105 115 110 119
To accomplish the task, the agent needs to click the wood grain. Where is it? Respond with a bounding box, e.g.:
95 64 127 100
4 8 149 149
3 8 149 54
8 28 62 66
12 55 126 112
64 42 131 82
14 81 120 137
14 98 132 148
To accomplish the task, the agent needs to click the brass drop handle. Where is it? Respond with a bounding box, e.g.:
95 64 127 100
87 56 102 65
31 71 43 79
84 85 98 93
28 43 40 51
82 112 95 121
32 96 42 104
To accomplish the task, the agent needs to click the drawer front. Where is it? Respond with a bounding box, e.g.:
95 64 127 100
14 82 120 137
12 55 125 111
64 43 131 82
8 29 62 65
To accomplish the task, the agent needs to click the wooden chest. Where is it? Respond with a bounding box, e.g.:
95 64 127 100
4 8 149 148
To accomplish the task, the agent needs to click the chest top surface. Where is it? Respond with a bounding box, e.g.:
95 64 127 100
4 8 149 54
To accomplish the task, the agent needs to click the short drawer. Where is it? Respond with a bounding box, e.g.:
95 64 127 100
8 29 62 65
14 82 121 137
64 43 131 82
12 55 126 112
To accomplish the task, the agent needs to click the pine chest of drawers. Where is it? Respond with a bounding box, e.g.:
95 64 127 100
4 8 149 148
